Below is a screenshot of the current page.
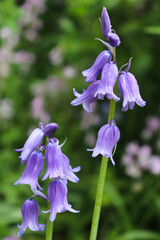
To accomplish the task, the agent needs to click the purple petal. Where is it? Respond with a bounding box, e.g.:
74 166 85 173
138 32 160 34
94 62 120 101
71 81 102 113
42 123 59 138
82 51 111 82
18 128 44 164
108 32 121 47
101 7 111 39
18 199 45 237
118 72 146 111
42 138 64 180
14 151 44 191
89 121 120 165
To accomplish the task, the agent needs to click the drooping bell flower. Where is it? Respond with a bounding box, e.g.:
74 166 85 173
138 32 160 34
71 81 104 113
94 62 120 101
18 198 45 237
88 120 120 165
101 7 121 47
42 122 59 137
42 180 79 222
14 150 44 191
82 50 111 82
15 122 58 164
118 59 146 111
62 153 81 183
15 123 44 164
42 138 64 180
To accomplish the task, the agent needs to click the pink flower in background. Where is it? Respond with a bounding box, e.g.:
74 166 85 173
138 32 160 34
19 0 46 41
122 141 160 177
149 156 160 175
3 237 19 240
122 154 134 165
0 99 14 119
15 51 35 64
49 47 63 65
125 165 142 178
137 145 151 169
141 116 160 140
63 66 76 78
31 96 50 123
126 142 139 156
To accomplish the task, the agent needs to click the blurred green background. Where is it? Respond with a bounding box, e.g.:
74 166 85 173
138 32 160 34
0 0 160 239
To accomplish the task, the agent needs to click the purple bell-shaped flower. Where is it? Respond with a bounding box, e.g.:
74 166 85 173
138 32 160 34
42 122 59 137
71 81 104 113
43 138 80 182
18 198 45 237
101 7 121 47
14 150 44 191
15 124 44 164
94 62 120 101
88 120 120 165
82 50 111 82
118 59 146 111
42 180 79 222
15 122 59 164
42 138 64 180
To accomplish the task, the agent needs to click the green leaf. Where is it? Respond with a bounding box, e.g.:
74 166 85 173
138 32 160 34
144 26 160 35
116 230 160 240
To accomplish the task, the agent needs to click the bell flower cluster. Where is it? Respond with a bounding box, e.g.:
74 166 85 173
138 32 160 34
15 122 80 237
71 7 146 165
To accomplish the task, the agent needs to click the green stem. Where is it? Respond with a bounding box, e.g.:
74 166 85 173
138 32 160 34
89 47 118 240
45 209 54 240
89 156 109 240
45 134 54 240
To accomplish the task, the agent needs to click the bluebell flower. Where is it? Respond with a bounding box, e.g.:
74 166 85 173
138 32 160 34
42 138 64 180
43 138 80 182
71 81 104 112
15 122 58 164
42 180 79 222
94 62 120 101
82 50 111 82
118 60 146 111
15 125 44 164
88 120 120 165
18 198 45 237
14 150 44 191
42 122 59 137
101 7 121 47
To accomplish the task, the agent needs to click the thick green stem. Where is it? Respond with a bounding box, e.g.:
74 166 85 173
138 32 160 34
45 210 54 240
89 47 118 240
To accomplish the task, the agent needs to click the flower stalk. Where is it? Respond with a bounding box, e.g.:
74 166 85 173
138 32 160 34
89 47 118 240
45 205 54 240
